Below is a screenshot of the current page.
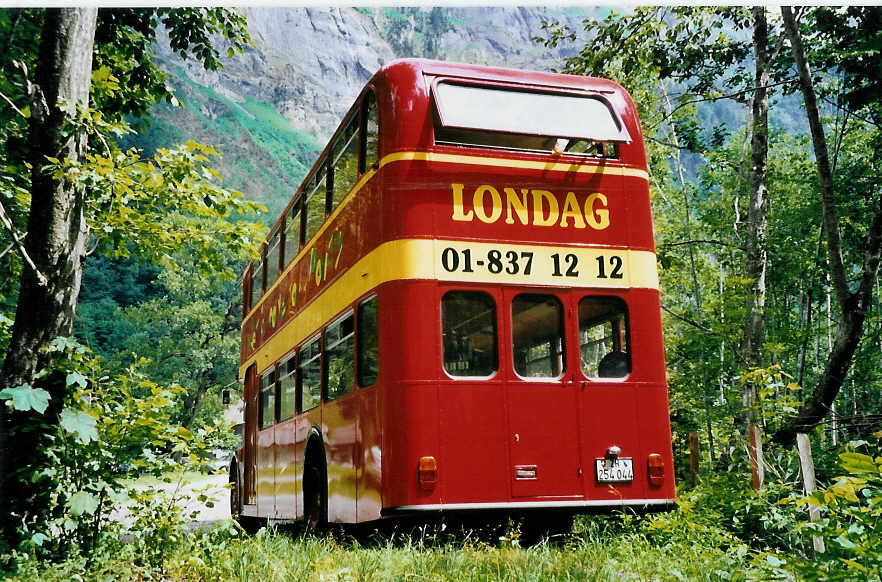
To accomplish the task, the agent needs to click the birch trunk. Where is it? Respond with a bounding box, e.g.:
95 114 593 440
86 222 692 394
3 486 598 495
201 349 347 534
742 6 770 488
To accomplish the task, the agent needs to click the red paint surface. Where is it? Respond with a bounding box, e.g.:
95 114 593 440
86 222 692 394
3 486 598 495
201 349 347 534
238 59 675 523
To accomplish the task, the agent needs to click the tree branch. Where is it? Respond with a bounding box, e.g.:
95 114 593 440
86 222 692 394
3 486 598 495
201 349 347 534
660 305 714 334
660 239 746 252
0 199 47 285
781 6 850 309
0 88 28 119
647 77 798 132
820 95 882 130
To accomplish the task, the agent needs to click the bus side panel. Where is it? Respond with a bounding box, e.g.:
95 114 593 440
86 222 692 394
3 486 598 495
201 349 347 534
381 281 441 509
357 385 383 522
324 396 359 523
256 427 275 517
273 419 297 518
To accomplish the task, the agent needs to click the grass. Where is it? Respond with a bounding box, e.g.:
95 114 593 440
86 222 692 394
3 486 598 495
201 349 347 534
4 514 756 582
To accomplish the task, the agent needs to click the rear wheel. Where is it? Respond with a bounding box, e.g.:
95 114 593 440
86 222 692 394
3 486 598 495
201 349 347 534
303 448 327 534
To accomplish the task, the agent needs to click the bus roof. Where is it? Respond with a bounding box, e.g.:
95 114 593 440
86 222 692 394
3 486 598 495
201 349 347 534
374 58 628 97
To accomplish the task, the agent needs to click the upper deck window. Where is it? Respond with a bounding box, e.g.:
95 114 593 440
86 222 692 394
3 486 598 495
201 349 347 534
433 82 628 156
331 114 360 209
304 161 327 243
362 91 379 171
265 228 281 288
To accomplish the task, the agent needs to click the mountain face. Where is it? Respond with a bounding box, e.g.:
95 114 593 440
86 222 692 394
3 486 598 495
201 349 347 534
141 7 597 218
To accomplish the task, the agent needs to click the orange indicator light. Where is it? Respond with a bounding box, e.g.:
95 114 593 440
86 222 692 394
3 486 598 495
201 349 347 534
418 456 438 490
647 453 664 487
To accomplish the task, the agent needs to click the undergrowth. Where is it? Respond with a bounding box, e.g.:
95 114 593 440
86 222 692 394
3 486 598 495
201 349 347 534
5 516 752 582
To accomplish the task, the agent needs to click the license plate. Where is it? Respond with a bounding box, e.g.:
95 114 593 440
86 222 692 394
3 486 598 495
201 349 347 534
595 458 634 482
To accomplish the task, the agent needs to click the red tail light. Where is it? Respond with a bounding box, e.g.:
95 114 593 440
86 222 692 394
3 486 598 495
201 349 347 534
418 456 438 490
647 454 664 487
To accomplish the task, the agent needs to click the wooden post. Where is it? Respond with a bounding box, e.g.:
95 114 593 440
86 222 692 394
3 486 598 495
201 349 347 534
749 422 765 489
688 431 700 485
796 433 825 553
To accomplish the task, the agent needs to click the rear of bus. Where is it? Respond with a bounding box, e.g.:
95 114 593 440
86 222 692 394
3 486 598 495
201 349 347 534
372 59 675 519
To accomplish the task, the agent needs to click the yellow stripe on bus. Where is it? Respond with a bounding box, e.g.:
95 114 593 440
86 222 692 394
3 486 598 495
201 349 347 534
241 239 659 375
381 151 650 181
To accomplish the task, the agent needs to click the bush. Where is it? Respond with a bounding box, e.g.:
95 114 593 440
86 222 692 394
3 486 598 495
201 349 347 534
0 338 228 574
760 435 882 580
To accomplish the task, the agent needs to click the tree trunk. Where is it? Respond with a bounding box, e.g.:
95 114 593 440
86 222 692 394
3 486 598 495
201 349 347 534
742 6 770 488
773 7 882 446
741 6 769 371
0 7 97 542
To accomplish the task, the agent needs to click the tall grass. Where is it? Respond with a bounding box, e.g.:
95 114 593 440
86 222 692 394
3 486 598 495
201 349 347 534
5 514 754 582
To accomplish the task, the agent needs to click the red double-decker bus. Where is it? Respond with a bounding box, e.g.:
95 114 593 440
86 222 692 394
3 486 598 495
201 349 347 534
231 58 675 533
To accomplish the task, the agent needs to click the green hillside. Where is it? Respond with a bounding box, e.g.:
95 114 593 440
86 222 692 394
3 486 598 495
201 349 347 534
127 63 322 222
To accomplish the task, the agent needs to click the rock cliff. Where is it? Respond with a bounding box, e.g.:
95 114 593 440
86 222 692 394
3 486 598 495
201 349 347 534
143 7 596 216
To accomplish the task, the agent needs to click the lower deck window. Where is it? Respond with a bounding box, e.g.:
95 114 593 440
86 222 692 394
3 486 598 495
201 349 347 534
259 369 276 429
442 291 497 377
300 336 322 411
357 295 378 387
580 296 630 378
512 294 565 378
278 354 296 421
325 312 355 401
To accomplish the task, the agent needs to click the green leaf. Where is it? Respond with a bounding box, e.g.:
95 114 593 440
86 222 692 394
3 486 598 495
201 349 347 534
66 371 88 389
68 491 99 517
60 409 98 444
30 533 49 546
841 452 878 474
0 385 50 414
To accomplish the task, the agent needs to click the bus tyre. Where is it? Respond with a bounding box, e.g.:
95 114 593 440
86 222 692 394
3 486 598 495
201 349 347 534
304 451 327 533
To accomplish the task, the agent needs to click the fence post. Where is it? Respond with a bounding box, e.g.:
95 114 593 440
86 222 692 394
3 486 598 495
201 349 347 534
749 422 765 489
796 432 825 554
688 431 700 485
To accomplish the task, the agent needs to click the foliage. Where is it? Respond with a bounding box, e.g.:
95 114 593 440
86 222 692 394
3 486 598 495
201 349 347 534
0 338 228 566
77 243 247 431
37 105 264 278
92 8 251 121
759 435 882 580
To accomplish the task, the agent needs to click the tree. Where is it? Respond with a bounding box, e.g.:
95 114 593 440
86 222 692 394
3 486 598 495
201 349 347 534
772 7 882 445
0 7 256 547
0 9 98 540
94 245 247 431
